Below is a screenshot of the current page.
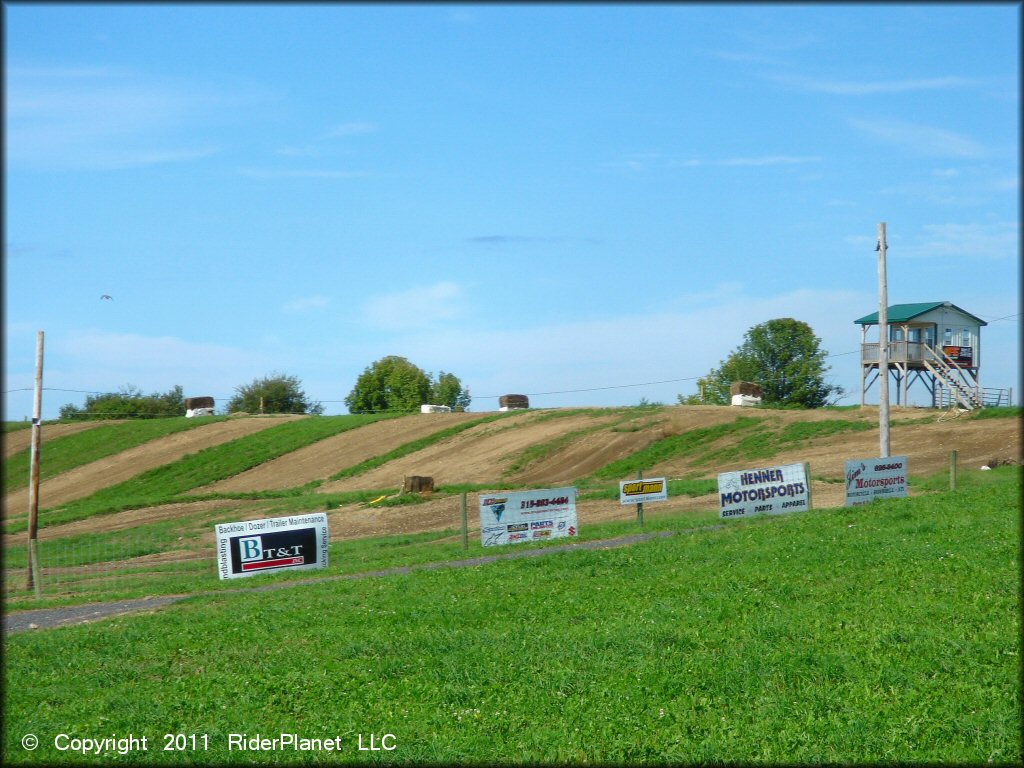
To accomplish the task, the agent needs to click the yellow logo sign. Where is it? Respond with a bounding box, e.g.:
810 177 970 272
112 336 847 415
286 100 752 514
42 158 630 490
621 480 665 496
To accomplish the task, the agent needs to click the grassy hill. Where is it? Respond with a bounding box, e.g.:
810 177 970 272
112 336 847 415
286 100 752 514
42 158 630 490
3 468 1019 764
2 405 1019 610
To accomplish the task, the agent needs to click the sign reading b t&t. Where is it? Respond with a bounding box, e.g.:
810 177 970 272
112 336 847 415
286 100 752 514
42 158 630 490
215 513 329 580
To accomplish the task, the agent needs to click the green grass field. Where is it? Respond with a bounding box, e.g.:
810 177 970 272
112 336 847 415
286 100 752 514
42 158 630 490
4 469 1019 764
3 414 398 534
4 417 230 495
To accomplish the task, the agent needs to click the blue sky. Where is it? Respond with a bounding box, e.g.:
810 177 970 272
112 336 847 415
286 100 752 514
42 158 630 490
4 3 1020 419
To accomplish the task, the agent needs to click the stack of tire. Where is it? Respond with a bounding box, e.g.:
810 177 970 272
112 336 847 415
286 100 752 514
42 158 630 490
185 396 215 418
728 381 763 398
402 475 434 494
499 394 530 411
728 381 762 407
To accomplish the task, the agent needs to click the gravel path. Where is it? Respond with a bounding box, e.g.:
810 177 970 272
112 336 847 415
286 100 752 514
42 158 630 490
4 528 718 635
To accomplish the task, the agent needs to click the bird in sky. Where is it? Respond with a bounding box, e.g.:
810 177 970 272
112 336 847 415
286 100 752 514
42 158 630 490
100 294 113 300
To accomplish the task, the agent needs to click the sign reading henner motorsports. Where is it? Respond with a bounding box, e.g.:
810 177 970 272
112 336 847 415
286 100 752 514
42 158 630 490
718 462 810 519
215 513 329 580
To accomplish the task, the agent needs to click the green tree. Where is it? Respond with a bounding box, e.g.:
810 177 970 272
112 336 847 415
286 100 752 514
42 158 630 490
430 371 472 412
678 318 843 408
59 385 185 420
345 356 432 413
345 357 472 413
227 373 323 415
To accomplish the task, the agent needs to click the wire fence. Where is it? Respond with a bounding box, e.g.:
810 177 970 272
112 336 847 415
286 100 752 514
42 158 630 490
3 536 217 606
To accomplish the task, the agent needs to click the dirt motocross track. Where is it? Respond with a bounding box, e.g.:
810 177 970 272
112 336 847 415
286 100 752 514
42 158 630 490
3 415 305 519
15 405 1020 546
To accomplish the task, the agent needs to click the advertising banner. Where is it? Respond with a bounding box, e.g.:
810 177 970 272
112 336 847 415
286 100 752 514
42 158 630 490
718 462 810 519
619 477 668 505
844 456 908 506
478 487 577 547
215 513 329 580
942 345 973 365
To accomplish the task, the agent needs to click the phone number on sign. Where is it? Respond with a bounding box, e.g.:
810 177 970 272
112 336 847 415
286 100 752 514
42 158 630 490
520 496 571 509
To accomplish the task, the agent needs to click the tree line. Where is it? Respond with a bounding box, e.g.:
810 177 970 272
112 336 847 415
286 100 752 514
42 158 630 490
57 357 472 420
58 318 842 419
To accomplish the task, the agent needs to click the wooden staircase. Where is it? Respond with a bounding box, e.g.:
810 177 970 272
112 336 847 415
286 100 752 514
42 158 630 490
922 346 982 411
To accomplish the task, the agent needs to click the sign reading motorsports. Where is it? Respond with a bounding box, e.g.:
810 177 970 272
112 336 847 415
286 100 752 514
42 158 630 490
718 462 810 519
844 456 908 506
619 477 668 505
215 513 329 580
478 487 577 547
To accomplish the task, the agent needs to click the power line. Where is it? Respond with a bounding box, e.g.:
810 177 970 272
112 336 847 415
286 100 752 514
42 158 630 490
979 312 1021 323
3 349 869 401
473 376 702 400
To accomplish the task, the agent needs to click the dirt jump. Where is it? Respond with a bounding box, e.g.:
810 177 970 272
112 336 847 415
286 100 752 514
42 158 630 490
12 406 1017 545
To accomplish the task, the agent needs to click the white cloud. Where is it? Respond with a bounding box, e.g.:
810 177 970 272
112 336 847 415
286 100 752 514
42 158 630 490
848 118 987 159
282 295 330 314
775 74 977 95
990 176 1019 193
709 49 786 67
363 282 465 331
52 330 260 372
353 286 874 407
6 66 236 171
322 122 376 139
238 167 368 180
275 145 321 158
896 222 1019 261
448 9 479 24
717 155 821 167
1 330 283 418
610 154 820 172
86 145 221 170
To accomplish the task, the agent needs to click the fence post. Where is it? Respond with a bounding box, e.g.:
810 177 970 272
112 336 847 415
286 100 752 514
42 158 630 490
461 493 468 550
635 470 644 528
803 462 813 510
950 450 957 491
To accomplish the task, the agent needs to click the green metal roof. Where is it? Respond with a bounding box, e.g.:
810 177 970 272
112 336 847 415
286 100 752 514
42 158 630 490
854 301 987 326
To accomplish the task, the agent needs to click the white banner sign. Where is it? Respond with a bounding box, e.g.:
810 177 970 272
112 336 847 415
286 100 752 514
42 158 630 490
478 487 577 547
619 477 668 505
844 456 908 506
718 462 809 519
215 513 329 580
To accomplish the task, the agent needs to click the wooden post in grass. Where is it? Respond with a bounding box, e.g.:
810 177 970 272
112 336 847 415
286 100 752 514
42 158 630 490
461 493 468 550
803 462 813 510
26 331 44 596
950 450 957 491
635 470 644 529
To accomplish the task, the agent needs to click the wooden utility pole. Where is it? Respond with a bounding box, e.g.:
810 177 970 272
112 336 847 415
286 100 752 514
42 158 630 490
26 331 44 594
877 223 891 458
